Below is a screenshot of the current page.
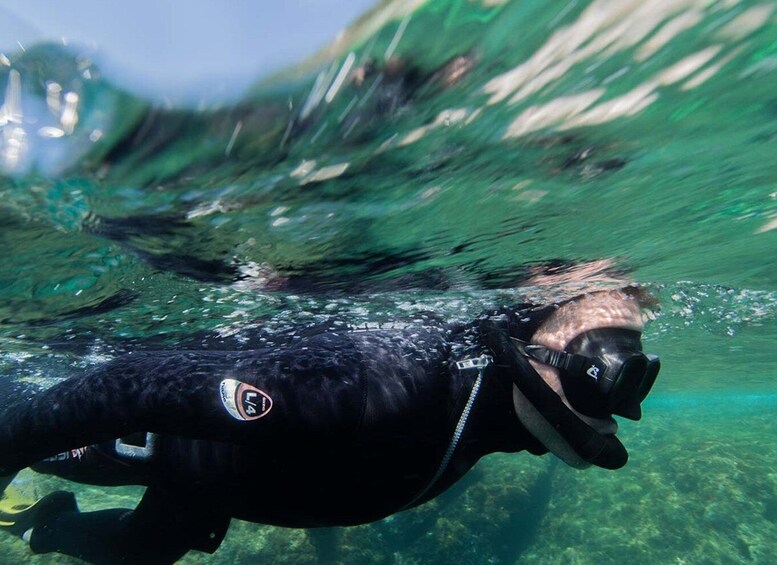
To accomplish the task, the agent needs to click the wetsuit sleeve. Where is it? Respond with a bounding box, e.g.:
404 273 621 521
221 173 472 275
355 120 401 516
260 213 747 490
0 336 368 474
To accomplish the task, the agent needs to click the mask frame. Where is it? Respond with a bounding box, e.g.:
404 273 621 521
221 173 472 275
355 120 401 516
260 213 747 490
510 328 660 420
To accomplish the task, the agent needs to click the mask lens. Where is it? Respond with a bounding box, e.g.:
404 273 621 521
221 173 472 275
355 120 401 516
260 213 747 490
608 354 647 408
637 354 661 402
610 354 661 420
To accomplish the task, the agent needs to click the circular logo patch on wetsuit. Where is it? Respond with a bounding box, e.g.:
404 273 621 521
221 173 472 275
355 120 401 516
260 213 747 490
219 379 273 421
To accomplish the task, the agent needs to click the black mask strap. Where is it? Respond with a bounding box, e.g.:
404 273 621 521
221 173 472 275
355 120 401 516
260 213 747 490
510 338 604 381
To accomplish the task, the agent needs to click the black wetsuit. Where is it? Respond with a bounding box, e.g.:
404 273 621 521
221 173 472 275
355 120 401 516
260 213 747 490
0 307 551 564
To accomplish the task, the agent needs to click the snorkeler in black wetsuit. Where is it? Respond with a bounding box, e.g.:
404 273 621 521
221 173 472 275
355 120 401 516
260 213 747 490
0 288 660 564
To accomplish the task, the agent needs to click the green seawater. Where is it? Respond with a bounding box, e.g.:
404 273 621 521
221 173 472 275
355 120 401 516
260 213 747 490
1 0 776 563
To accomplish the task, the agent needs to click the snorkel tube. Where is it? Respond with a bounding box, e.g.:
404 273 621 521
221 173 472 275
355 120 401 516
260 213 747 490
482 318 629 470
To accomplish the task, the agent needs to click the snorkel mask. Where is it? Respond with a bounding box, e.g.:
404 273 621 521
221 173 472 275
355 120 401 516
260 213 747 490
511 328 660 421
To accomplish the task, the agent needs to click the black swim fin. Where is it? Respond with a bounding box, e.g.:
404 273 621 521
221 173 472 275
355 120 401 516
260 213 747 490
0 489 78 537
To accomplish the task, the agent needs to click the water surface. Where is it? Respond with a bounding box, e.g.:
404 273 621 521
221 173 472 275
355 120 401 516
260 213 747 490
1 0 776 563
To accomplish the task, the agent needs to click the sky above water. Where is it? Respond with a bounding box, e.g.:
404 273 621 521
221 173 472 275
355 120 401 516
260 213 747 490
0 0 376 104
